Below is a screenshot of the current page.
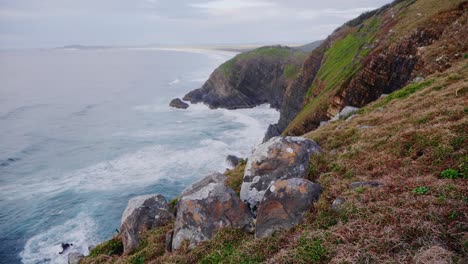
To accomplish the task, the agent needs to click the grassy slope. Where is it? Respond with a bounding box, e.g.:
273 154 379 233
283 0 465 136
82 59 467 264
219 46 306 78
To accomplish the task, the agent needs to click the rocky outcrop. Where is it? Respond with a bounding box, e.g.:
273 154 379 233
240 136 321 212
183 46 305 110
226 155 242 168
330 106 360 121
169 98 189 109
256 178 321 238
172 173 254 250
120 194 174 254
67 252 84 264
272 1 468 137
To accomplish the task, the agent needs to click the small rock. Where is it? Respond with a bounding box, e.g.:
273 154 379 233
240 136 321 213
165 230 174 252
172 173 254 250
413 76 425 83
380 94 389 98
120 194 174 254
357 125 373 130
68 252 84 264
319 121 328 127
350 181 383 190
226 155 242 168
256 178 321 238
331 197 346 212
169 98 189 109
331 106 360 122
87 245 96 252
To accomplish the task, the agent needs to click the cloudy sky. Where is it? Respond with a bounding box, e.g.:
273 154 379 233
0 0 392 49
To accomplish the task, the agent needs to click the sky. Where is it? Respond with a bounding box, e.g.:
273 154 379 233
0 0 392 49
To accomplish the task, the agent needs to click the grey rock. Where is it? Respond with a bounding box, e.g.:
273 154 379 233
169 98 189 109
413 76 424 83
357 125 373 130
226 155 242 168
120 194 174 254
165 230 174 252
67 252 84 264
379 93 389 98
331 197 346 211
256 178 321 238
350 181 383 190
240 136 321 213
331 106 360 122
319 121 328 127
172 173 254 250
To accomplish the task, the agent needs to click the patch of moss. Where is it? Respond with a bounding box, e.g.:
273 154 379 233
283 64 300 80
88 237 123 257
224 159 247 195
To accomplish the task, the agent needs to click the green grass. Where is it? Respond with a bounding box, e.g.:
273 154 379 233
292 235 328 263
440 169 461 179
88 237 123 257
219 46 302 77
412 186 430 195
284 64 300 80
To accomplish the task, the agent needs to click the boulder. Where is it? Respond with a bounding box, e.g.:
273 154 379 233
172 173 254 250
226 155 242 168
330 106 360 122
256 178 321 238
240 136 321 212
169 98 189 109
67 252 84 264
120 194 174 254
331 197 346 212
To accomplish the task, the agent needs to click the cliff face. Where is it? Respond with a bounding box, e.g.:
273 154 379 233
183 46 306 110
273 0 467 137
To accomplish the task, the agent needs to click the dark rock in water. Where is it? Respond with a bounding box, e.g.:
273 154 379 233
172 173 254 250
67 252 84 264
169 98 189 109
240 136 321 213
350 181 383 190
0 157 20 167
226 155 242 167
120 194 174 254
256 178 321 238
59 243 73 254
183 46 306 110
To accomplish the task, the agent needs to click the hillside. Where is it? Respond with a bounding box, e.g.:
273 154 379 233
183 46 306 110
266 0 467 140
80 1 467 263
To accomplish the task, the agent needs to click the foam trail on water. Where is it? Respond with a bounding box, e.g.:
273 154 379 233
20 213 98 264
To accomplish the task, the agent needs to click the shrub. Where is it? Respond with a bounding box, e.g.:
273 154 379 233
440 169 460 179
88 237 123 257
412 186 430 195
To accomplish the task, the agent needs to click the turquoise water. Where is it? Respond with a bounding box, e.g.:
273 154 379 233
0 48 279 263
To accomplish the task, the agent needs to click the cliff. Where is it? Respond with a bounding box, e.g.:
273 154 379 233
274 0 467 138
183 46 306 110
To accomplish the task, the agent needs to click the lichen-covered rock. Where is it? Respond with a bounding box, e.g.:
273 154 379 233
172 173 254 250
120 194 174 254
256 178 321 238
350 181 383 190
240 136 321 212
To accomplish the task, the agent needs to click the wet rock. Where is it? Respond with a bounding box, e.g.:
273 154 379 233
172 173 254 250
240 136 321 212
331 197 346 212
350 181 383 190
226 155 242 168
120 194 174 254
169 98 189 109
256 178 321 238
331 106 360 122
67 252 84 264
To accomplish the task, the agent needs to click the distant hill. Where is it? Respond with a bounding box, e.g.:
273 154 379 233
294 40 324 53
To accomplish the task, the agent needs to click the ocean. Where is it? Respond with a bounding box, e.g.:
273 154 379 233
0 48 279 263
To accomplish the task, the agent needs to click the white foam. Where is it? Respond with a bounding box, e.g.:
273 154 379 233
20 213 98 264
169 78 180 85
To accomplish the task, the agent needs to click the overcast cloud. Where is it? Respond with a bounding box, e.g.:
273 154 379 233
0 0 392 49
